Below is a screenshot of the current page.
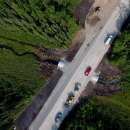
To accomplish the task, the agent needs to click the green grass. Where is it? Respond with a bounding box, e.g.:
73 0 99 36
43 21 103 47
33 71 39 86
98 95 130 115
0 40 46 129
0 26 52 47
0 47 45 84
0 37 36 53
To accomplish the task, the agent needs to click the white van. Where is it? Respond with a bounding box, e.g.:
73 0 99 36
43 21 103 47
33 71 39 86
105 35 113 45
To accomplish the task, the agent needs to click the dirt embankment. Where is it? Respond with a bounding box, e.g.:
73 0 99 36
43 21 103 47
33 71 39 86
73 0 94 26
37 0 94 63
15 1 95 129
79 49 122 100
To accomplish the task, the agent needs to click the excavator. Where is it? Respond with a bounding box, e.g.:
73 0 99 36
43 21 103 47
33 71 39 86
95 6 102 14
65 94 75 108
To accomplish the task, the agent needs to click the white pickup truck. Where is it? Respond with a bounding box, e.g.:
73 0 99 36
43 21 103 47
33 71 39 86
105 35 113 45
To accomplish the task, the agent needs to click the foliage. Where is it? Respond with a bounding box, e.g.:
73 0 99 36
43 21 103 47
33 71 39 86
0 0 82 129
109 27 130 93
0 40 46 130
61 19 130 130
64 98 130 130
0 0 81 49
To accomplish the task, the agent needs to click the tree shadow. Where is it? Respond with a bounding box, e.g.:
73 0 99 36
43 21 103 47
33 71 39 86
115 1 130 32
51 124 58 130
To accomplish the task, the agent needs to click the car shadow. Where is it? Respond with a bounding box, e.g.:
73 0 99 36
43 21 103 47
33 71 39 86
51 124 58 130
84 66 91 75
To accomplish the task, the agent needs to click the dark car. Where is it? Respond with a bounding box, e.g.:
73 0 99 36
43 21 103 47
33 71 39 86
55 112 62 122
74 83 81 93
85 67 92 76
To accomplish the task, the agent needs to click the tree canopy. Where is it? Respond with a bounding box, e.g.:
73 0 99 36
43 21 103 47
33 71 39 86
0 0 81 49
63 98 130 130
0 0 82 129
59 17 130 130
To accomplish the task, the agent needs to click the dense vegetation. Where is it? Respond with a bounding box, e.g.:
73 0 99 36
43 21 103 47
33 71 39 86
63 98 130 130
60 19 130 130
0 0 82 129
0 38 46 130
110 29 130 92
0 0 81 49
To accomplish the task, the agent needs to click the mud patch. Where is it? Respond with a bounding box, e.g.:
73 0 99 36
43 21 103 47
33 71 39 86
73 0 94 26
91 82 122 96
87 7 95 17
90 16 101 26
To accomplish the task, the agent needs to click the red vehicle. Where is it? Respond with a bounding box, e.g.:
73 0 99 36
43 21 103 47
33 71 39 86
85 67 92 76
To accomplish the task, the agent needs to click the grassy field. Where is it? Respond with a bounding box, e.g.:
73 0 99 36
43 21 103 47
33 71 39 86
0 38 46 129
0 0 82 129
0 26 51 47
98 93 130 115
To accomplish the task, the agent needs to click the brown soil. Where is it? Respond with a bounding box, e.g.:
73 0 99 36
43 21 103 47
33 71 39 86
86 6 101 27
90 82 122 96
73 0 94 26
95 49 121 77
37 29 86 63
89 15 101 26
78 81 95 102
37 0 93 63
15 69 63 130
65 29 86 62
15 0 104 129
36 29 86 76
79 49 122 99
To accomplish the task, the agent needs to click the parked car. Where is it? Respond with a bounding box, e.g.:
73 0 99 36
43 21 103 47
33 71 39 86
55 112 62 122
105 35 113 45
74 83 81 93
85 67 92 76
14 125 16 130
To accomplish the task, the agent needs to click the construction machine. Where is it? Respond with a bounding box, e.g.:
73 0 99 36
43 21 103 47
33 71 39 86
95 6 102 14
65 94 75 108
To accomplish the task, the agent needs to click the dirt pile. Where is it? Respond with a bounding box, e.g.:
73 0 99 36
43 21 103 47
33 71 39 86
73 0 94 26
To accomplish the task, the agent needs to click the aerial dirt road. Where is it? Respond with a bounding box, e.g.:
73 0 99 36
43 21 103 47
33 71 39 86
29 0 130 130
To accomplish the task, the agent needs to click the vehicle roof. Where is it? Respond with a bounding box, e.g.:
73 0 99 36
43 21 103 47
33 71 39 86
105 35 113 45
87 67 92 71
